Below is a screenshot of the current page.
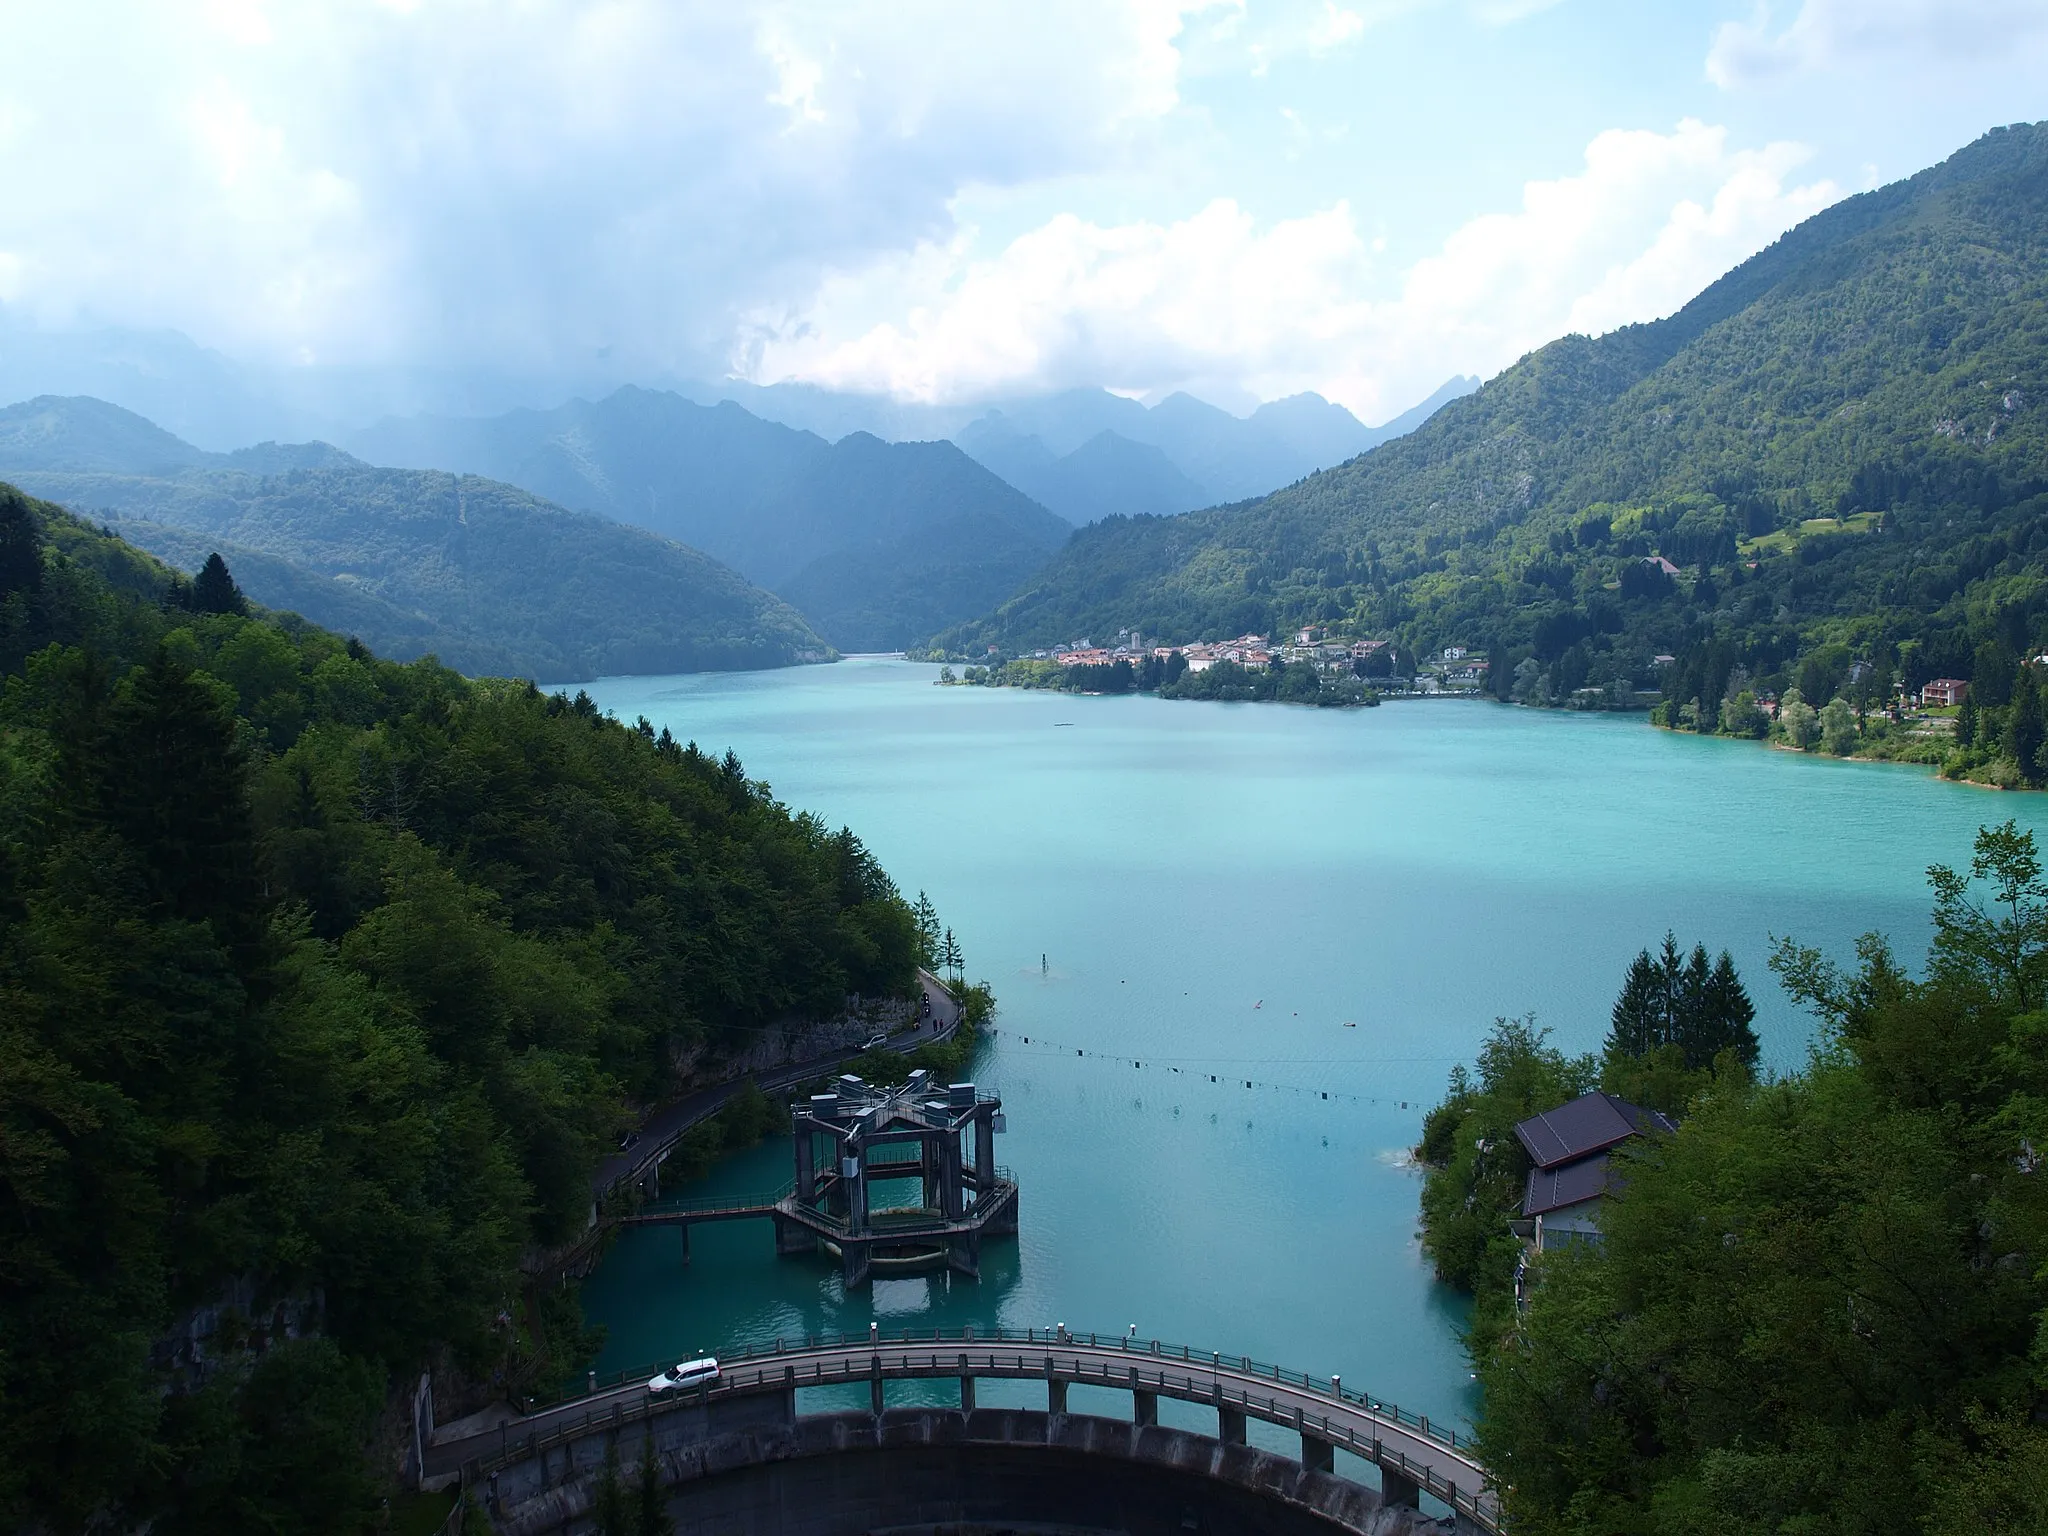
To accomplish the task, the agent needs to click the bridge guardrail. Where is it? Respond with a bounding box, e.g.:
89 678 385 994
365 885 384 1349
469 1339 1496 1530
543 1328 1467 1452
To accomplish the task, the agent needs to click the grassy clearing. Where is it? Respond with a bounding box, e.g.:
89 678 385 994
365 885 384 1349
1740 511 1882 556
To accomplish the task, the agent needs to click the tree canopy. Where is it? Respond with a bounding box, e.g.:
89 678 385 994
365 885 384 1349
1476 824 2048 1533
0 487 925 1529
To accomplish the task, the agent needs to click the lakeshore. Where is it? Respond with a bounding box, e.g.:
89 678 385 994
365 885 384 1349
564 658 2048 1440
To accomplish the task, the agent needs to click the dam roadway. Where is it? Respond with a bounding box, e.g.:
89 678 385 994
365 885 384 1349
426 1328 1501 1534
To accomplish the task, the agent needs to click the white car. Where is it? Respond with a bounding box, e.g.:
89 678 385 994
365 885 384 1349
647 1356 720 1394
862 1033 889 1051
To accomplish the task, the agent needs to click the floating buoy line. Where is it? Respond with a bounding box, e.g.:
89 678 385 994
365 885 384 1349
984 1025 1442 1111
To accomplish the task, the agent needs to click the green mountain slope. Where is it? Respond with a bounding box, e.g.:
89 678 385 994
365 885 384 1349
938 123 2048 716
0 483 931 1527
0 401 833 679
349 386 1073 651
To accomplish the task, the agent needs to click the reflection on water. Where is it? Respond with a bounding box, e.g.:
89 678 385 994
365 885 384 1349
580 1133 1028 1396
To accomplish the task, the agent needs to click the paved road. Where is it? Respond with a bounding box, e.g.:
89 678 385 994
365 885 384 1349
427 1333 1497 1531
590 971 962 1199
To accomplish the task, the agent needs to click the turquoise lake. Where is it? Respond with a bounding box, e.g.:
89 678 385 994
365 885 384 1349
566 659 2048 1442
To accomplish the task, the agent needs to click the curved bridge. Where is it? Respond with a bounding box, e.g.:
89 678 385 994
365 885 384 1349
427 1329 1500 1535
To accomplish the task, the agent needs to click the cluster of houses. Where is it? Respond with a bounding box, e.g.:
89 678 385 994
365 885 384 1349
1033 628 1490 691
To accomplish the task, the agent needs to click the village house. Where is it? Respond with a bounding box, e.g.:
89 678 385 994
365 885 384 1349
1920 678 1968 708
1514 1091 1677 1252
1213 635 1272 669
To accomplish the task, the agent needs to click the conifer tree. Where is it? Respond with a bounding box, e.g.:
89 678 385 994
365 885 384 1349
192 551 248 616
596 1435 630 1536
1607 947 1667 1057
1694 950 1759 1067
911 891 940 968
0 485 42 601
1608 934 1759 1072
635 1432 672 1536
84 645 263 957
2006 669 2044 784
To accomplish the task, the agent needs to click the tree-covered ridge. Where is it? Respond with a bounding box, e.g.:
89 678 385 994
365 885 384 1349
933 124 2048 716
1414 939 1758 1356
0 483 922 1529
1419 826 2048 1534
344 386 1076 653
1 428 833 679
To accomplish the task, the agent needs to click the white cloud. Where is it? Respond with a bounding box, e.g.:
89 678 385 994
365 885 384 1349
747 120 1840 422
1308 4 1368 51
0 1 1209 372
1471 0 1565 24
1708 0 2048 88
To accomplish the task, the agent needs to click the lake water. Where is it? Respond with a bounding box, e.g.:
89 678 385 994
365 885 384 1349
566 660 2048 1440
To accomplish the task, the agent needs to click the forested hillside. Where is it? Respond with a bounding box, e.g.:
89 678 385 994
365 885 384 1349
1443 824 2048 1533
0 401 831 678
349 387 1073 652
0 483 922 1529
936 123 2048 721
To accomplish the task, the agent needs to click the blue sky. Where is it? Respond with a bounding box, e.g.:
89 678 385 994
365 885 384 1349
2 1 2045 425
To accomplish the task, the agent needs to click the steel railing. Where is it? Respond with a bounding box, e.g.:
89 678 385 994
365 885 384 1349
632 1181 796 1217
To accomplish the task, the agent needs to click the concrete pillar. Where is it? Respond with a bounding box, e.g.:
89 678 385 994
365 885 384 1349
958 1355 975 1413
975 1110 995 1192
679 1221 690 1263
781 1365 797 1424
795 1129 814 1201
1301 1433 1334 1474
870 1359 885 1416
1380 1464 1421 1509
842 1241 870 1288
1048 1378 1068 1415
955 1133 971 1219
1133 1389 1158 1427
1218 1407 1246 1445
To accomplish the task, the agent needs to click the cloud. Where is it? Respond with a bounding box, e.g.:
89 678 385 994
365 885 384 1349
746 120 1840 423
1308 4 1369 51
1708 0 2048 88
1471 0 1566 23
0 1 1209 372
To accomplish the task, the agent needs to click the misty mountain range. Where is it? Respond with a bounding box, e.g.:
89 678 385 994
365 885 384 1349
0 362 1473 663
0 396 834 678
346 390 1073 652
